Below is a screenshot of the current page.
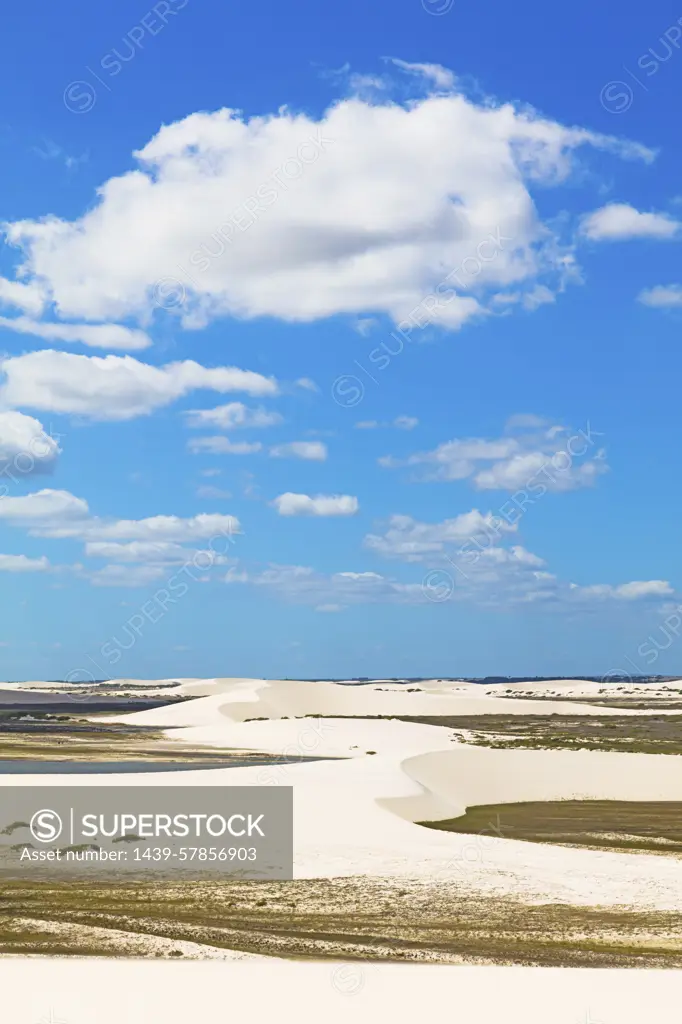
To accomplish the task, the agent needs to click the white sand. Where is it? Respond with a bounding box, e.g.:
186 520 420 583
480 678 682 699
2 959 679 1024
103 676 648 727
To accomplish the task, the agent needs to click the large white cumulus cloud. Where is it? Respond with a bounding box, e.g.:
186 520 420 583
2 83 652 331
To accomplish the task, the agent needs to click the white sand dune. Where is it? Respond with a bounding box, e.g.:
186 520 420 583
6 672 682 704
103 677 646 729
480 678 682 699
2 702 681 911
0 677 197 691
75 677 682 910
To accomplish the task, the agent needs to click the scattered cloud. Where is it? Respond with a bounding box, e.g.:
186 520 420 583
380 417 607 492
225 563 423 605
638 284 682 308
51 511 240 544
0 411 61 475
269 441 327 461
295 378 318 392
580 203 680 241
0 316 152 350
225 556 669 610
272 493 359 516
0 490 240 549
33 139 88 172
0 75 669 621
185 402 282 430
573 580 673 600
84 540 228 567
188 437 263 455
0 488 89 526
0 351 277 421
394 415 419 430
364 510 516 561
0 553 50 572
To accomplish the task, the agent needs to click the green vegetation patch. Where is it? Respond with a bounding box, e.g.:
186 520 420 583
388 713 682 755
421 799 682 854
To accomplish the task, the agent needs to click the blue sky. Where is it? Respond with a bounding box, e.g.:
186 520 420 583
1 0 682 681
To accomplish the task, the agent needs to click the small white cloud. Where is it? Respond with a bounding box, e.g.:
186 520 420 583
522 285 555 310
365 510 515 561
382 419 607 493
85 540 227 567
0 553 50 572
269 441 327 461
574 580 673 601
0 351 277 421
0 316 152 350
0 488 89 526
295 378 319 392
638 284 682 308
580 203 680 241
5 497 240 549
315 603 344 612
394 415 418 430
188 437 262 455
614 580 673 599
386 58 456 90
186 402 282 430
272 493 359 516
0 411 60 474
